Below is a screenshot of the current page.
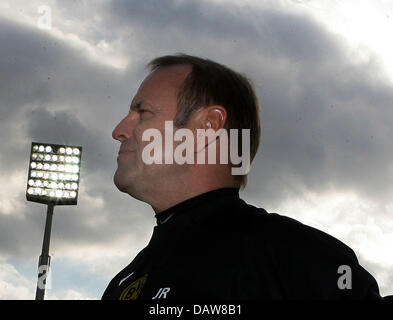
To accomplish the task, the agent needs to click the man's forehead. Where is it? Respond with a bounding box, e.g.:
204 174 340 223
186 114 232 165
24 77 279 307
130 65 191 109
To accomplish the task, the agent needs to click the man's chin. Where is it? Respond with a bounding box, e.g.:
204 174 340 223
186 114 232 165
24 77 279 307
113 172 142 197
113 172 131 193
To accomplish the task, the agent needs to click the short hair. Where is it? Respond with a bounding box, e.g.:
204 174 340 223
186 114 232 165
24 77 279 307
147 54 261 189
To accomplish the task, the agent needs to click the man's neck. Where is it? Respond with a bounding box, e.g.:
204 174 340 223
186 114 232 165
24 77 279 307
150 181 240 213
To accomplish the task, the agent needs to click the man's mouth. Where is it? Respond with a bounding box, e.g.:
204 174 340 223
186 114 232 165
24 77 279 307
118 150 135 155
117 150 135 160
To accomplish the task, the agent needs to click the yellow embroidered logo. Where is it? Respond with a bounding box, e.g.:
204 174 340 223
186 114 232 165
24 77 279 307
119 274 148 300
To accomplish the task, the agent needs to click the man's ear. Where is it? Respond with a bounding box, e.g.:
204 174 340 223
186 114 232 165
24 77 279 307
187 105 227 153
189 105 227 131
204 105 227 130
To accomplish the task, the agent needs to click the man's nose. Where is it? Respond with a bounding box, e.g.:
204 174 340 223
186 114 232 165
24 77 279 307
112 116 132 142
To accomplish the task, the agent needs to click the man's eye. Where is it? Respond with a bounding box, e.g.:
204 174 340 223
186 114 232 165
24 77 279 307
138 109 152 119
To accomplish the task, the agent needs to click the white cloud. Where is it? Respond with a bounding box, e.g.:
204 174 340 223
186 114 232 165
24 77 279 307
0 170 26 216
62 289 96 300
0 259 35 300
271 189 393 296
45 289 96 300
53 239 149 279
209 0 393 82
0 256 103 300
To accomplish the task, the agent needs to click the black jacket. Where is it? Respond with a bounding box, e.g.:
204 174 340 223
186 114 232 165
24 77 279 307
102 188 383 300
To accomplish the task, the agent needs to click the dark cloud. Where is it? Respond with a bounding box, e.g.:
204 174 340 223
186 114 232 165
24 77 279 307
26 107 110 173
99 0 393 211
247 47 393 209
0 17 152 264
0 0 392 298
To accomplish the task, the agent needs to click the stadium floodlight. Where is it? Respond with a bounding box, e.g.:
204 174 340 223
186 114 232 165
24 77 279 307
27 142 82 206
26 142 82 300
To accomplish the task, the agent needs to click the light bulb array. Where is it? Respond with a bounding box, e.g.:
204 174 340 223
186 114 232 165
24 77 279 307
26 142 82 205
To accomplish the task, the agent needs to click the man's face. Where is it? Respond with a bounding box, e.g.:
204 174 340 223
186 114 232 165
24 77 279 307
112 65 191 197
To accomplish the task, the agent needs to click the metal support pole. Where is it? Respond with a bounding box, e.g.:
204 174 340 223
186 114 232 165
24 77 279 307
35 202 55 300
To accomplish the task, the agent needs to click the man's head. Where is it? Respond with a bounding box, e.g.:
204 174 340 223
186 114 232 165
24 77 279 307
112 54 261 208
148 54 261 183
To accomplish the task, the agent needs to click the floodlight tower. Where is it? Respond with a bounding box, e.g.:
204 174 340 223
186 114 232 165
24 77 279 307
26 142 82 300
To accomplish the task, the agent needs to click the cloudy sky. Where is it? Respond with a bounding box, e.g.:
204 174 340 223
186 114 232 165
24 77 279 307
1 0 392 299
